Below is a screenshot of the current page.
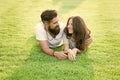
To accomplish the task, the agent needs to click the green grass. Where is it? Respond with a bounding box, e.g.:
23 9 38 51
0 0 120 80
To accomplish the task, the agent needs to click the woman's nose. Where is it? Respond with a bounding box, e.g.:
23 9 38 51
68 25 72 29
67 25 70 28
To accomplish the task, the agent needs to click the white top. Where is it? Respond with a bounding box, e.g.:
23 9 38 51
35 22 65 48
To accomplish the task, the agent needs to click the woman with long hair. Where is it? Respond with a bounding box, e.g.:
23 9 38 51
63 16 92 60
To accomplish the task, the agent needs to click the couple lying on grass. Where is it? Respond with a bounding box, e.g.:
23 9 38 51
36 9 92 61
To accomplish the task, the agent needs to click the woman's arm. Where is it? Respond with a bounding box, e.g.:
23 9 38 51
85 36 93 48
63 33 69 54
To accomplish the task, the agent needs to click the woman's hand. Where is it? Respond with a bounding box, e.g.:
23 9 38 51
72 48 80 53
67 49 76 61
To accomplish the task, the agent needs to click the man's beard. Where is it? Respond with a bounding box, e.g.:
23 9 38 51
48 25 60 35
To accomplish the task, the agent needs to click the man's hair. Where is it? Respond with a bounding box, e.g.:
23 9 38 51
41 10 57 22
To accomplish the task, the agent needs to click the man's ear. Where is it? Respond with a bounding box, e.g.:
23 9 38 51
44 21 49 27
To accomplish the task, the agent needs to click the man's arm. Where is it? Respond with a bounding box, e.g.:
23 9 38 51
38 40 67 60
38 40 54 56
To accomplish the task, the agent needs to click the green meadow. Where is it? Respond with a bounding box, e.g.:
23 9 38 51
0 0 120 80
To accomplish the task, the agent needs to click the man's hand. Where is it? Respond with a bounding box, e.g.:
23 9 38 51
54 51 68 60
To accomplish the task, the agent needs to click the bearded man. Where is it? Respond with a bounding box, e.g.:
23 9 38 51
35 10 67 60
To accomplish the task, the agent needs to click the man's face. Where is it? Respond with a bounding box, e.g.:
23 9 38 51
48 17 60 35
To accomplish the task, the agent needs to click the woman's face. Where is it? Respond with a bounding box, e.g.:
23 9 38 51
67 19 73 34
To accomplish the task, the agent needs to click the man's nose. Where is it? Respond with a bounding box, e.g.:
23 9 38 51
56 23 59 26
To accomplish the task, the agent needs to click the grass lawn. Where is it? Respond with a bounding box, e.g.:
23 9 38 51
0 0 120 80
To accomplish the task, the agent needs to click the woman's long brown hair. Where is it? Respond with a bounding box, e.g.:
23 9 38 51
64 16 91 51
